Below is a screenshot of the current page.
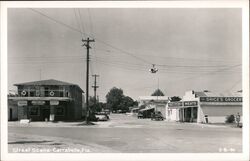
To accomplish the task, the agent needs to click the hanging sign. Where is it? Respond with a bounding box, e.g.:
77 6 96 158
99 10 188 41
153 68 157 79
31 100 45 105
200 97 242 102
18 101 27 106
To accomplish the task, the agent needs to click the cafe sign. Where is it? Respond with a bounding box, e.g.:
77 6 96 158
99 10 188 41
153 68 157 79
31 100 45 105
200 97 242 102
18 101 27 106
50 100 59 105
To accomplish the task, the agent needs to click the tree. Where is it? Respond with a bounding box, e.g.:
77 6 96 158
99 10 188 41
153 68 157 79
106 87 137 113
120 96 135 112
151 89 165 96
170 96 182 102
88 96 104 113
106 87 124 112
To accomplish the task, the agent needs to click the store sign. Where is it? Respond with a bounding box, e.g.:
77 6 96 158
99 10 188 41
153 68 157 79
31 100 45 105
50 100 59 105
200 97 242 102
168 101 198 108
184 101 198 106
18 101 27 106
168 102 183 107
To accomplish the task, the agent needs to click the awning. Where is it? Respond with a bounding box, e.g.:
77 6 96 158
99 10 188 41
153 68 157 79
8 97 72 101
139 107 155 112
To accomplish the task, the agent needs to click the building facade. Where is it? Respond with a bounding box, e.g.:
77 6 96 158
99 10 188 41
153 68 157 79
166 90 242 123
8 79 84 121
138 96 170 118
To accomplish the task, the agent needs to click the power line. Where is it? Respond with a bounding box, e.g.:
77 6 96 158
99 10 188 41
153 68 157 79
29 8 153 65
73 8 84 39
165 64 241 84
30 8 82 34
29 8 242 71
77 9 87 38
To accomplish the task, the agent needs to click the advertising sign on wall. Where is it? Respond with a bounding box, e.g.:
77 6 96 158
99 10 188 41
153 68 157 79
168 102 183 107
18 101 28 106
200 97 242 102
168 101 198 108
184 101 198 106
31 100 45 105
50 100 59 105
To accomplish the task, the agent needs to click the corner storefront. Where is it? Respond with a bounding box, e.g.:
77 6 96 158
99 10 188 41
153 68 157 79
166 90 242 123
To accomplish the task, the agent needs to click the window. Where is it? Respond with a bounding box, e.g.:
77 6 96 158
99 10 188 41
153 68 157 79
29 106 39 116
30 91 35 97
59 86 64 97
45 87 49 97
55 107 64 116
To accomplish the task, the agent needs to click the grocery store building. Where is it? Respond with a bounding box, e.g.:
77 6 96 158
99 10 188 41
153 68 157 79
166 90 242 123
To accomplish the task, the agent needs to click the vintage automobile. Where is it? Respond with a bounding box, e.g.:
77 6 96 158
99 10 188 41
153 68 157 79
151 111 164 121
137 111 144 119
95 113 109 121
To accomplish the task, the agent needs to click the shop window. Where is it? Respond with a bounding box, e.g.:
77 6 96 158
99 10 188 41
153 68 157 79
29 106 39 116
55 107 64 116
45 87 49 97
30 91 35 97
59 91 64 97
59 87 64 97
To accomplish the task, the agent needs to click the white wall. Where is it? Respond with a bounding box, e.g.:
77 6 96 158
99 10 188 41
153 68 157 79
166 108 179 122
199 105 242 123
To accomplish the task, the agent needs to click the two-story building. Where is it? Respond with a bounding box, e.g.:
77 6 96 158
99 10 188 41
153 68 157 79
8 79 84 121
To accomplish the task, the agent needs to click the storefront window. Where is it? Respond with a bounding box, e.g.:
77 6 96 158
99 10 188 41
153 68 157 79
56 107 64 116
59 86 64 97
29 106 39 116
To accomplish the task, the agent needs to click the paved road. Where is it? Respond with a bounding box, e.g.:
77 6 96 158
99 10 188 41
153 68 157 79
8 114 242 153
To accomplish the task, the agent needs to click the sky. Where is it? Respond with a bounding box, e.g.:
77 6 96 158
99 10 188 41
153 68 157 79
8 8 242 102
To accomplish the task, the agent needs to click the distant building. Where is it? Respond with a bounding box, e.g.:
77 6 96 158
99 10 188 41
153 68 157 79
166 90 242 123
138 96 170 118
8 79 84 121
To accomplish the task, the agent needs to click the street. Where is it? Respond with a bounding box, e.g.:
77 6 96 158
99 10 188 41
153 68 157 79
8 114 242 153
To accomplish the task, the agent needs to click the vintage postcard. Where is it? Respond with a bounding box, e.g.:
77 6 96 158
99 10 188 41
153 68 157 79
1 1 249 161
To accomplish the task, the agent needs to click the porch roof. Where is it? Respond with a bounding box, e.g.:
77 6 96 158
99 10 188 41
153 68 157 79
8 97 72 101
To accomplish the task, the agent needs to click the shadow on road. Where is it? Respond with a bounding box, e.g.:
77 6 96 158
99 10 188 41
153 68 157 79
8 140 52 144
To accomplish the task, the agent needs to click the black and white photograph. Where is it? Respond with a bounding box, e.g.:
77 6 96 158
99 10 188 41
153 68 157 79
1 1 249 161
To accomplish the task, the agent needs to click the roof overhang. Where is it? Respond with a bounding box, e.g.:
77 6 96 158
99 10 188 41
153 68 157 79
8 97 72 101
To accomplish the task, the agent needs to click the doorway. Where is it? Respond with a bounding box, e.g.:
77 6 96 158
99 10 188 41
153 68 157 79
180 107 198 122
42 108 50 121
9 108 13 121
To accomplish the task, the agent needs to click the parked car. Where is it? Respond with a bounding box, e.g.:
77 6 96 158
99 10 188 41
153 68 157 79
151 111 164 121
95 113 109 121
137 111 144 119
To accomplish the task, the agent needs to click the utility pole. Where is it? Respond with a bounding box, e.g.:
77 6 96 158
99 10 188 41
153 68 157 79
82 37 95 123
92 74 99 105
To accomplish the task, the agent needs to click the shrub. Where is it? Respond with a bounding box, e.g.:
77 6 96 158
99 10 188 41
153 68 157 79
225 115 235 123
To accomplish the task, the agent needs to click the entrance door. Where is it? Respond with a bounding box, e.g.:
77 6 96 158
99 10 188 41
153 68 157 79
184 108 191 122
9 108 13 121
42 108 50 121
183 107 198 122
